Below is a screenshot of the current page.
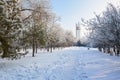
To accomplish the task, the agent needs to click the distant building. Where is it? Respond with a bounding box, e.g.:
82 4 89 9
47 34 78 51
76 23 80 41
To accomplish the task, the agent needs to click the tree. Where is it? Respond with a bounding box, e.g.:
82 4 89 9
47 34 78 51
0 0 22 58
64 31 75 47
21 0 52 56
82 3 120 56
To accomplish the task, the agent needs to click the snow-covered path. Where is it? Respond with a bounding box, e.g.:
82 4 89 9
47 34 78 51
0 47 120 80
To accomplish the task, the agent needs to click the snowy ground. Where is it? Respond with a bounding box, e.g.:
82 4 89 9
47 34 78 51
0 47 120 80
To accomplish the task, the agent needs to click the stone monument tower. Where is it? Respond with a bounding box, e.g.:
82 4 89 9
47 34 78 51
76 23 80 41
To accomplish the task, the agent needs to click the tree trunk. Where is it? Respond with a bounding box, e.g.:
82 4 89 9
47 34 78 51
116 48 120 56
2 46 9 58
25 46 27 52
113 46 116 55
115 45 120 56
47 47 49 52
107 47 110 54
98 47 102 52
47 42 49 52
0 36 9 58
32 37 35 57
50 43 52 53
35 41 37 53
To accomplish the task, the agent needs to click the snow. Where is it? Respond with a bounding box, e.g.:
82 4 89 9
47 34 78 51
0 47 120 80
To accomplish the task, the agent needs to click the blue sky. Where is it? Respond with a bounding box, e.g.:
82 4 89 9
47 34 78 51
51 0 119 36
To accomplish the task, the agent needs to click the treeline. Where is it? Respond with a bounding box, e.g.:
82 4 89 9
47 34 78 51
0 0 75 59
83 3 120 56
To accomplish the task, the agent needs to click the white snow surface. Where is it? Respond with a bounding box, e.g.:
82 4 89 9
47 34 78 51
0 47 120 80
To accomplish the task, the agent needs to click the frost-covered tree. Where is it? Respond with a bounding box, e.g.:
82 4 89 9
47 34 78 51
83 3 120 56
64 31 75 47
21 0 52 56
0 0 22 58
47 23 64 52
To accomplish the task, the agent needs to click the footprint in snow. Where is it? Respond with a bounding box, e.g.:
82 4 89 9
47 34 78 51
82 75 88 78
49 75 57 80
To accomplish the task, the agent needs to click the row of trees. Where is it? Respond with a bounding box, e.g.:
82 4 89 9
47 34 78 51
83 3 120 56
0 0 75 59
